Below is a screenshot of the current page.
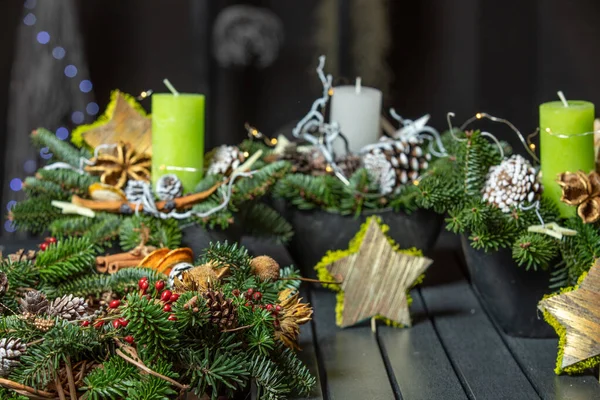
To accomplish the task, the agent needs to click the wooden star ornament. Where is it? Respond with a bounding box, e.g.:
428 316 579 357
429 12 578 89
72 90 152 155
538 261 600 374
315 216 433 328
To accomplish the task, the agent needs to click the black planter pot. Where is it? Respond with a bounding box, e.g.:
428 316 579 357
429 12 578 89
460 236 556 338
283 206 443 278
181 224 243 257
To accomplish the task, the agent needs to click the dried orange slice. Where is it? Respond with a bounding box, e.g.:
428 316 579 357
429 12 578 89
155 248 194 275
140 248 170 270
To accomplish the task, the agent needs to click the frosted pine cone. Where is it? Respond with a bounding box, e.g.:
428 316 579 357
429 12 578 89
482 155 542 213
156 174 184 201
6 249 37 263
125 180 151 203
207 145 246 176
47 294 88 321
0 338 26 377
19 291 48 316
360 137 431 194
281 145 360 177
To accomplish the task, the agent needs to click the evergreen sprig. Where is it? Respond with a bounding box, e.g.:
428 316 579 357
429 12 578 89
82 356 137 400
36 237 98 284
31 128 90 167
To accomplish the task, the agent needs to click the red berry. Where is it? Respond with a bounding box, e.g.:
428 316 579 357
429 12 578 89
108 299 121 309
163 304 172 312
81 320 90 327
169 293 180 303
266 304 273 312
112 320 121 329
118 318 129 327
124 335 134 344
94 320 105 329
275 305 282 312
167 314 177 321
160 290 172 302
245 302 251 307
39 242 48 251
232 289 240 297
47 237 57 244
247 288 254 296
139 278 149 290
155 280 165 291
140 281 149 291
273 320 280 327
252 292 262 301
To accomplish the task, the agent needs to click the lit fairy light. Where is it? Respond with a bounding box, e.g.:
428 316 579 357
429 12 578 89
40 147 53 159
23 159 37 173
56 126 69 140
52 46 66 60
6 201 16 211
4 220 16 233
64 65 78 78
23 13 36 26
36 31 50 44
71 111 84 124
86 102 99 115
9 178 22 192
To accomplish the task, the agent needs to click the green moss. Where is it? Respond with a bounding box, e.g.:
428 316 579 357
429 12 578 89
71 90 149 148
315 216 426 328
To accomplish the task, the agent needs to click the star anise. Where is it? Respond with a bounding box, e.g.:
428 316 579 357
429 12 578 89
557 170 600 223
85 142 151 189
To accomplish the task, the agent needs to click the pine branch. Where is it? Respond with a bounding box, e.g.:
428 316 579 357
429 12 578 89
50 214 121 246
273 173 343 211
232 161 290 206
36 237 98 284
512 233 559 271
0 260 39 313
125 356 178 400
82 356 137 400
251 356 290 400
119 216 182 251
238 202 293 244
36 168 98 195
9 197 65 234
22 177 68 201
277 348 316 397
31 128 90 167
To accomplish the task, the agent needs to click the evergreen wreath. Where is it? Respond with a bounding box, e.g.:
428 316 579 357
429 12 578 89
0 239 315 399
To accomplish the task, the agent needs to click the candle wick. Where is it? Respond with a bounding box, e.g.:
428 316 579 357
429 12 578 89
355 77 362 94
163 79 180 96
557 90 569 107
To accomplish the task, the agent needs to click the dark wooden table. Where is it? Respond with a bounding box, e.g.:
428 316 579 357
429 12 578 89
2 233 600 400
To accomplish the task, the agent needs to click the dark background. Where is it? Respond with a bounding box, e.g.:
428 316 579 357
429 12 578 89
0 0 598 235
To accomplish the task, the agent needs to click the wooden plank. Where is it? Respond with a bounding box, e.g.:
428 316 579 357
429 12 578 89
311 288 396 399
420 252 540 400
504 336 600 400
378 289 466 400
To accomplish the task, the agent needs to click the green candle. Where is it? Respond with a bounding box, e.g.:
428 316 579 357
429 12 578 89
540 100 595 217
152 93 205 193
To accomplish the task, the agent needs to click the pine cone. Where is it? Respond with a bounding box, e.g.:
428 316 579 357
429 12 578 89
482 155 542 213
156 174 184 201
281 145 360 177
0 272 8 296
202 289 237 329
0 338 26 377
360 137 431 195
47 294 88 321
125 180 151 203
250 256 280 281
6 249 37 263
19 291 49 315
207 145 246 176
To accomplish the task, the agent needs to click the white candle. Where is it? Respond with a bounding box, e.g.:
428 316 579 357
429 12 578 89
330 78 382 154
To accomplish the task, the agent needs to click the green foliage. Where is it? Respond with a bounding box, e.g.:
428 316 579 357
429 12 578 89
559 218 600 287
36 168 99 195
277 348 316 397
0 388 28 400
251 356 290 400
0 260 39 313
50 213 122 246
83 356 137 400
513 233 559 271
9 197 65 233
238 202 293 244
36 237 98 284
231 161 290 206
126 356 178 400
121 293 178 359
22 177 69 200
119 215 182 251
31 128 90 167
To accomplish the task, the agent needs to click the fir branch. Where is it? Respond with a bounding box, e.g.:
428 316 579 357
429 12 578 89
36 238 98 284
36 168 98 196
0 260 39 313
9 197 65 234
50 214 121 246
82 356 137 400
251 356 290 400
119 216 182 251
171 292 209 331
231 161 290 206
125 356 178 400
276 266 301 292
22 178 68 201
277 347 316 397
31 128 90 167
273 173 343 211
238 202 293 244
513 233 559 271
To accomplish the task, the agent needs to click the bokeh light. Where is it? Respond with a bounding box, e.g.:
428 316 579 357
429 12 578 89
52 46 66 60
56 126 69 140
40 147 53 160
9 178 22 192
71 111 84 124
23 13 36 26
79 80 93 93
64 65 78 78
24 159 37 174
24 0 37 9
36 31 50 44
86 102 100 115
4 220 16 233
6 201 16 211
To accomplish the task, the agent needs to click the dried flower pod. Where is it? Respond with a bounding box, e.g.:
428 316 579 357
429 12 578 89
557 170 600 223
482 155 542 213
250 256 280 281
273 289 313 350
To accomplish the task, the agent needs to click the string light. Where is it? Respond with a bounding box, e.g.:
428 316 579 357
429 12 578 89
244 123 277 147
137 89 153 100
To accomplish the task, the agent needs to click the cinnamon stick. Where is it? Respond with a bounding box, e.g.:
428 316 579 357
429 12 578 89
0 377 56 398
